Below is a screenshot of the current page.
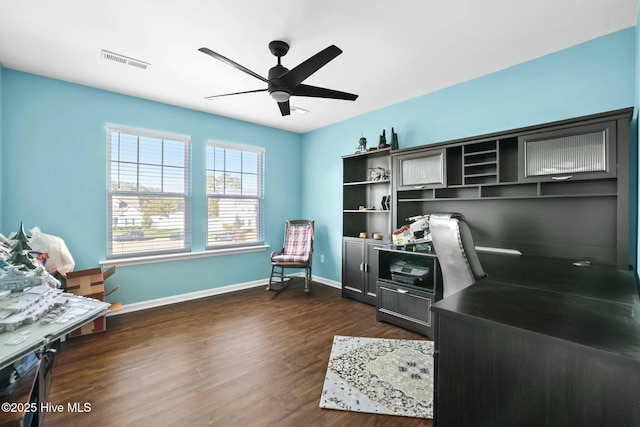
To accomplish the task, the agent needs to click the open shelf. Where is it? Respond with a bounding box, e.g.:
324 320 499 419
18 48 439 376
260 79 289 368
398 181 617 201
343 209 391 213
539 179 617 196
435 187 480 199
463 141 497 186
343 148 392 241
344 179 391 186
481 183 538 198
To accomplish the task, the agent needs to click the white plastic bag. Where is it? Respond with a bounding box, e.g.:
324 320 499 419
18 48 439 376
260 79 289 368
28 227 75 274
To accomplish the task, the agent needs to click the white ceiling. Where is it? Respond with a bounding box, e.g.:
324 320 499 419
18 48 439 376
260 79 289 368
0 0 637 134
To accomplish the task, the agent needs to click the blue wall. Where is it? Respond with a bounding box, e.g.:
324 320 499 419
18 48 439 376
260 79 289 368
301 28 637 282
1 71 302 304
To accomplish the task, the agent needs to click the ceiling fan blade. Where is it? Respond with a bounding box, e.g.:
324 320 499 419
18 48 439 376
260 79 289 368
199 47 269 83
282 45 342 88
278 101 291 116
293 84 358 101
204 89 267 99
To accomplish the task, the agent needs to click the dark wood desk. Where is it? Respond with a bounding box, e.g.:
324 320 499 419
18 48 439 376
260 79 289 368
0 290 108 427
0 361 39 427
0 344 56 427
431 254 640 427
479 252 639 306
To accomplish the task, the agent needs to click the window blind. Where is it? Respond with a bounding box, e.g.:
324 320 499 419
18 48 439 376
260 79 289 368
107 125 191 258
206 141 264 248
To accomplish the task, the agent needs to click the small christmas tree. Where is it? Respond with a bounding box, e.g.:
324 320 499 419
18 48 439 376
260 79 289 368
12 224 31 251
8 223 35 270
8 240 36 270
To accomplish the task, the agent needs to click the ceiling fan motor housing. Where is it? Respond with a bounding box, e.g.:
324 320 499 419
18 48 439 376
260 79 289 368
268 64 291 97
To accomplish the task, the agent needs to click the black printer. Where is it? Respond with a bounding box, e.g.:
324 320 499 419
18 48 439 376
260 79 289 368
389 261 431 289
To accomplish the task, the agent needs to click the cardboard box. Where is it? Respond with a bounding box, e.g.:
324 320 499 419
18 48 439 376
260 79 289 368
65 266 115 296
69 314 106 337
65 266 118 337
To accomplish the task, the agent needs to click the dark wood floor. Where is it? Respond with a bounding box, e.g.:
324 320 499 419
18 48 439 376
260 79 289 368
45 282 433 427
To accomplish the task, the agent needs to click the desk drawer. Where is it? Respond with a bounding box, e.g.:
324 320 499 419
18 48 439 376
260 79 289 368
377 284 432 327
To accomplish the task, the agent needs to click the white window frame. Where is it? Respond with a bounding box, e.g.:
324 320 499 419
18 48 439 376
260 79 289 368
106 124 191 259
206 140 265 250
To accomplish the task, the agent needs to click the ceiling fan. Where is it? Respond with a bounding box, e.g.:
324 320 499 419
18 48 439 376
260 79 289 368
198 41 358 116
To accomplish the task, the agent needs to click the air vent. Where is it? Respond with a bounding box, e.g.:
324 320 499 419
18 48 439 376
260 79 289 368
101 50 151 70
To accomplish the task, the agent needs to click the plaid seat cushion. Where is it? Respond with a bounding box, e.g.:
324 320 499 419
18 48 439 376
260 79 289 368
271 254 309 263
271 224 312 263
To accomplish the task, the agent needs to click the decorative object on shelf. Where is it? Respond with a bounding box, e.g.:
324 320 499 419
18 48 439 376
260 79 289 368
358 205 366 211
373 233 383 240
378 129 390 149
392 224 411 246
355 136 368 153
390 127 399 150
369 166 390 182
359 232 368 238
381 195 391 210
392 215 431 247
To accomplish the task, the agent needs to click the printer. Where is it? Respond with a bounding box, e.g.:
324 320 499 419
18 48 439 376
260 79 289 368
389 261 431 288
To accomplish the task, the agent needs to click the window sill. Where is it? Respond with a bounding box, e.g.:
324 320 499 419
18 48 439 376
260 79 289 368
100 245 271 267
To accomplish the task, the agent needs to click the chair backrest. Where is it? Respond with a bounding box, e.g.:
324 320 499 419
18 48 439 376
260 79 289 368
282 220 314 260
429 213 486 298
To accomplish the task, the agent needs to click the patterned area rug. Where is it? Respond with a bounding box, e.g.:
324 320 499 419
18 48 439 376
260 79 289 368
319 335 434 419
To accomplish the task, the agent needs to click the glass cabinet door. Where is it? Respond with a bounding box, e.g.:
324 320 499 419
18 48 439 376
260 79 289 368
519 121 616 182
395 149 446 190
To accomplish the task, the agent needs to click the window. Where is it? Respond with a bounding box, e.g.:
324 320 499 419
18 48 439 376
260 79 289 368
107 125 191 258
206 141 264 248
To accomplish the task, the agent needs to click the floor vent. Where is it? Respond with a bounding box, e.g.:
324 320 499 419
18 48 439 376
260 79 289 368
101 50 151 70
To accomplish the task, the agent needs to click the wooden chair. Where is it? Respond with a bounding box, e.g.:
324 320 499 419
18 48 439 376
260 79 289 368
267 220 314 292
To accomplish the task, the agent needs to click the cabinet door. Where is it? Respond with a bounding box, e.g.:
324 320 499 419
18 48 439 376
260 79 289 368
518 121 616 182
342 238 364 295
395 149 446 190
364 241 384 301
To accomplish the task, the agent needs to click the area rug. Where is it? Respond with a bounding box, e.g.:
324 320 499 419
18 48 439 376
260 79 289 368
319 335 434 419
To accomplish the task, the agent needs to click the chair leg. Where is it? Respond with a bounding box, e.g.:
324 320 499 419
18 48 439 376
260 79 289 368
268 265 290 291
304 265 311 293
269 264 312 293
266 264 276 291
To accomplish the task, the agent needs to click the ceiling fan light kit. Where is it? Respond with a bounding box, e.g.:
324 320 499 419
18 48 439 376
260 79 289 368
199 40 358 116
269 90 291 102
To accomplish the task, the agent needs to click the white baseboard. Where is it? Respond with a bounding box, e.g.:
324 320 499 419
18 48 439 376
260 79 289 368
312 275 341 289
109 274 340 316
109 279 268 316
289 272 341 289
